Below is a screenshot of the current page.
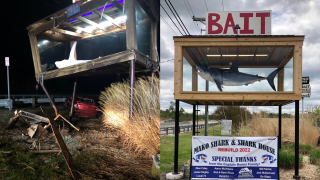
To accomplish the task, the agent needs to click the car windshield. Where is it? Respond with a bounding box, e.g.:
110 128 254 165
76 97 94 104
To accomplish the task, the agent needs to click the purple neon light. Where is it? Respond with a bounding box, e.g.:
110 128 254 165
68 0 124 22
81 12 93 17
68 18 77 22
98 0 124 11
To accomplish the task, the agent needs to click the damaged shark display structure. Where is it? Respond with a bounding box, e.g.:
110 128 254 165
171 35 304 179
26 0 159 179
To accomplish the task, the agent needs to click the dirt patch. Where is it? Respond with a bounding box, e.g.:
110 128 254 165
0 104 155 179
280 156 320 180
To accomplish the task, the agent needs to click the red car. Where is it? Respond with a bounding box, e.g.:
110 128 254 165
65 95 99 118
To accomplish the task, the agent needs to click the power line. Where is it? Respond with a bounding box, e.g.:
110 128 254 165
204 0 208 11
186 0 195 16
222 0 224 11
160 59 174 63
164 0 187 35
183 0 199 33
167 0 190 35
185 0 201 34
160 4 184 35
160 14 178 36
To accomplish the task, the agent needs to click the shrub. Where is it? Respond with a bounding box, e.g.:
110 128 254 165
284 143 313 155
99 75 160 156
279 150 304 169
310 148 320 164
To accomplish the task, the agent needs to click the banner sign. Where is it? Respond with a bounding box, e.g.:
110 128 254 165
302 84 311 97
302 77 309 84
206 11 271 35
192 136 278 179
221 120 232 135
67 2 81 18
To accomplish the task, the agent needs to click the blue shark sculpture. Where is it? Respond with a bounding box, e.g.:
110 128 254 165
196 60 283 91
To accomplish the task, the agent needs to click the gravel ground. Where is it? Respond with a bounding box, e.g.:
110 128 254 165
280 156 320 180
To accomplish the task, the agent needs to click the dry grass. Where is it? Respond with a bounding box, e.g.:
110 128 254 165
239 111 320 147
99 75 160 156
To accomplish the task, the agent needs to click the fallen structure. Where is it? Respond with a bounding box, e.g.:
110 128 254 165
6 110 79 139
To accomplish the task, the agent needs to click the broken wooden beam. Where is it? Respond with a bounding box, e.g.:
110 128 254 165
93 10 122 29
30 150 61 154
0 151 11 154
41 106 82 180
77 16 107 32
51 28 84 37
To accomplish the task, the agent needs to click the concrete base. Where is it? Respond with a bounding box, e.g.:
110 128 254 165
166 172 184 179
293 175 301 179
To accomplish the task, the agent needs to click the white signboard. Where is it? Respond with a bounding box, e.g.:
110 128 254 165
206 11 271 35
221 120 232 135
192 136 278 179
302 84 311 97
5 57 9 66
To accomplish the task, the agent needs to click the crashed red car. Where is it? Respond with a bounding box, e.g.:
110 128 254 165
65 95 99 118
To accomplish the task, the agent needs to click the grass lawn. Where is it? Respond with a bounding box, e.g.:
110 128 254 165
160 125 222 173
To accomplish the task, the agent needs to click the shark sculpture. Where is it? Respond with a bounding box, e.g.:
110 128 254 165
55 41 91 69
196 60 283 91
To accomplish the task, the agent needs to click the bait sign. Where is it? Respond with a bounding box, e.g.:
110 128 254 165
206 11 271 35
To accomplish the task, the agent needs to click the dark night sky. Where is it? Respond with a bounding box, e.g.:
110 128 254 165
0 0 73 95
0 0 156 96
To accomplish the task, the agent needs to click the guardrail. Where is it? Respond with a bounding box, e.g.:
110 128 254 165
160 122 220 135
0 94 100 110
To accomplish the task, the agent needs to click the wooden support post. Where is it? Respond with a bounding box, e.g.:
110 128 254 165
125 0 137 50
41 107 82 180
166 128 168 135
29 35 42 76
192 66 198 91
278 69 284 91
32 98 36 108
151 22 158 62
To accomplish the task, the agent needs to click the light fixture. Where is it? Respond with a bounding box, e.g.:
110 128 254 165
238 55 254 57
207 54 268 57
84 26 96 32
98 0 124 11
99 15 127 27
207 55 221 57
43 40 49 44
114 15 127 23
222 55 237 57
68 0 124 22
99 21 112 27
76 29 82 33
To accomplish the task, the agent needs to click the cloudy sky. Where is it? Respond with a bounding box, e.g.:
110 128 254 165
160 0 320 115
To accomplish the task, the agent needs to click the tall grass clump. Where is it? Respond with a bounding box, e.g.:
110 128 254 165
239 109 320 147
279 150 304 169
99 75 160 156
309 148 320 164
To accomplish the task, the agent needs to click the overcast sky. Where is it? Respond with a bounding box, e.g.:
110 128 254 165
160 0 320 115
